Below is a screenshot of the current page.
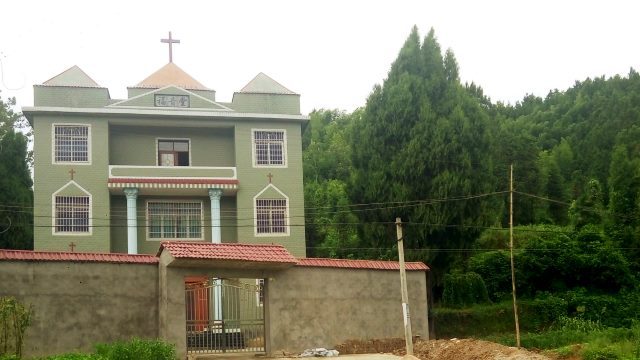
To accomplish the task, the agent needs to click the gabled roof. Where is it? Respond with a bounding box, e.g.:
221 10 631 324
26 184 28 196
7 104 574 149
0 249 158 264
158 241 298 264
297 258 429 271
135 62 209 90
42 65 102 88
239 72 297 94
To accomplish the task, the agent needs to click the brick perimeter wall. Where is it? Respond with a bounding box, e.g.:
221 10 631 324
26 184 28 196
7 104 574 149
0 261 159 358
266 266 429 353
0 259 428 359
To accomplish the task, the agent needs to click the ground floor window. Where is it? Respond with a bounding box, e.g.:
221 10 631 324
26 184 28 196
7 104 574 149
55 196 90 233
255 199 287 234
147 201 202 239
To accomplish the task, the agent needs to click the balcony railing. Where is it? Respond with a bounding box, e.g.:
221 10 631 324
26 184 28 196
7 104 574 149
108 165 237 180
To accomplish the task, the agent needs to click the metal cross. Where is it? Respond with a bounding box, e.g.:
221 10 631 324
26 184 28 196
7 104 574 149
68 242 76 252
68 168 76 180
161 31 180 63
267 173 273 183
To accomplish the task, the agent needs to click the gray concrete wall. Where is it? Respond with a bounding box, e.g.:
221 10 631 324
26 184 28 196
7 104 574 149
0 258 427 359
0 261 159 358
266 267 429 354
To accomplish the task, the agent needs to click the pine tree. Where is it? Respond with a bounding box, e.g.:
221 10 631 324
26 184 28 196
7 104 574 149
0 95 33 250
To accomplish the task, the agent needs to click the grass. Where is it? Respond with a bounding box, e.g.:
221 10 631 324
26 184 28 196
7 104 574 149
483 318 640 360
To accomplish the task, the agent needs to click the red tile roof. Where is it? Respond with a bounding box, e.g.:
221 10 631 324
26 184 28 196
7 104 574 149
158 241 298 264
108 178 239 185
296 258 429 271
0 249 158 264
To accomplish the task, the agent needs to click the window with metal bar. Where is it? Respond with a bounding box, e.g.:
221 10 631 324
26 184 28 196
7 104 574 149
255 199 287 234
157 139 190 166
147 201 202 239
253 130 285 166
55 196 90 233
54 125 89 163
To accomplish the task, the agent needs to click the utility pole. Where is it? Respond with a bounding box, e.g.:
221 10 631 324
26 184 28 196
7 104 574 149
509 164 521 347
396 217 414 356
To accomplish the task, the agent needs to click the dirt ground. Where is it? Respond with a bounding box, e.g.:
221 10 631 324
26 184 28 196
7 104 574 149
335 338 552 360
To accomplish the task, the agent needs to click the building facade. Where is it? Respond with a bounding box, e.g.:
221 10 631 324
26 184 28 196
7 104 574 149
24 63 307 257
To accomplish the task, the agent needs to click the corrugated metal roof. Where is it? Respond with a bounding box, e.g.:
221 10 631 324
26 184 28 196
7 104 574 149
136 63 209 90
239 72 297 94
42 65 102 87
0 249 158 264
296 258 429 271
158 241 298 263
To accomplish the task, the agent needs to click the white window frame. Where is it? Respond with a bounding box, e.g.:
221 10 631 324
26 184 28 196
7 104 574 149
51 181 92 236
251 129 288 168
253 184 290 237
52 124 92 165
155 138 192 167
145 199 204 241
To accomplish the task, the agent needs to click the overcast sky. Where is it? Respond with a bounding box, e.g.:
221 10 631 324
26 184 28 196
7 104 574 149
1 0 639 114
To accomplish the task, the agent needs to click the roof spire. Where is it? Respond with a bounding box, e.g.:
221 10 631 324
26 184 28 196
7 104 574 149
160 31 180 63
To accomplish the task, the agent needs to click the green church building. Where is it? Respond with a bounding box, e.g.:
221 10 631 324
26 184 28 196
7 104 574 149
23 51 308 257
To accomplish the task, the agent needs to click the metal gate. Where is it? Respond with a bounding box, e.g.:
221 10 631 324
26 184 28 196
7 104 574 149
185 278 265 354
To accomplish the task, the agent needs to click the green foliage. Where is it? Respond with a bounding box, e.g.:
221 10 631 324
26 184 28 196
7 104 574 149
442 272 489 307
0 355 19 360
30 339 175 360
0 297 33 358
93 338 175 360
582 347 620 360
468 250 511 301
302 109 359 257
433 298 566 338
35 354 103 360
564 289 640 328
348 27 499 283
553 315 604 332
0 95 33 250
470 225 633 301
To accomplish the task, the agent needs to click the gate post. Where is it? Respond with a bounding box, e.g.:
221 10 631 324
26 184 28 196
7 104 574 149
263 277 271 356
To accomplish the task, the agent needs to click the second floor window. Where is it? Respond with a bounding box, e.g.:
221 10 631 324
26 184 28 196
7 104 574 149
253 130 286 166
158 139 190 166
55 195 90 233
54 125 89 163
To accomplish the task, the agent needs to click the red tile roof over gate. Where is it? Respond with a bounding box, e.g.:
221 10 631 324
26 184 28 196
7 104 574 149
158 241 299 264
296 258 429 271
0 249 158 264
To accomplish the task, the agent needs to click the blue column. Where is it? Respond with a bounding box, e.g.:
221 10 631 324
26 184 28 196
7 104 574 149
123 188 138 254
208 188 223 243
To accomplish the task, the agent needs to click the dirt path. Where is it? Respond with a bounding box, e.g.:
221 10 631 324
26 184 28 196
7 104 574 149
335 338 551 360
400 339 550 360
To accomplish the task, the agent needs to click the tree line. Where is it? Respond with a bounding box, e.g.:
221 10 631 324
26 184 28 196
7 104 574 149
303 27 640 300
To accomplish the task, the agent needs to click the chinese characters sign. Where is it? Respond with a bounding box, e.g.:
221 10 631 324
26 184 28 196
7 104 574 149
154 94 190 108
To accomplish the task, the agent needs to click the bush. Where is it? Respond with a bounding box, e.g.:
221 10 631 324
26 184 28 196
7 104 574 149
468 251 512 301
36 354 102 360
582 346 620 360
564 289 640 328
442 272 490 308
33 339 175 360
0 297 33 358
94 338 175 360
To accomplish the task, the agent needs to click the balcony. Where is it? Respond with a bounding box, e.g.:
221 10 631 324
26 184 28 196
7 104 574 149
107 165 238 196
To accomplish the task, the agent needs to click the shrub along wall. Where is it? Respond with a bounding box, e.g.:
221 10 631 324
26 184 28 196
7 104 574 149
432 296 567 339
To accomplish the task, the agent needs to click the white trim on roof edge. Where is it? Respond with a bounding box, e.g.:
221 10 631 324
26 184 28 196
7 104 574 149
22 106 308 121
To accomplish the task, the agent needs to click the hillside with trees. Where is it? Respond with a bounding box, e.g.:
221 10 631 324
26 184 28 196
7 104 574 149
302 27 640 356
